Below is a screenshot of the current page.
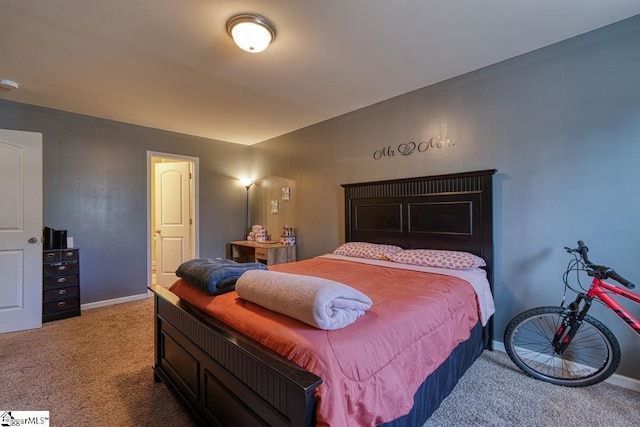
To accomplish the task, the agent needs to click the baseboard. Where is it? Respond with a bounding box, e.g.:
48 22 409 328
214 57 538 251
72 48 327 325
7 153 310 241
491 340 640 393
81 293 150 310
492 340 506 353
607 372 640 392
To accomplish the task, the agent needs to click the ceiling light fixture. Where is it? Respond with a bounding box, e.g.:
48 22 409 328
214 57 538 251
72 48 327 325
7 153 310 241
0 79 20 90
226 13 276 53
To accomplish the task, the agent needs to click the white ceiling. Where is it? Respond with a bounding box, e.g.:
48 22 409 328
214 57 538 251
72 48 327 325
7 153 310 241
1 1 639 145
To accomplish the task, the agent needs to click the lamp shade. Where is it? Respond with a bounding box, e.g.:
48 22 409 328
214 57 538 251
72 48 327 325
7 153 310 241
227 14 276 53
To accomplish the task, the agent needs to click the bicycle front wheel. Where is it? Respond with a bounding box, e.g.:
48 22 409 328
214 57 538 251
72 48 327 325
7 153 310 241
504 306 621 387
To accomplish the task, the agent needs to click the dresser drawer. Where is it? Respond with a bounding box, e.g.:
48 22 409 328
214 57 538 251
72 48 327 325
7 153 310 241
254 247 268 259
43 298 80 315
43 251 61 263
44 286 79 303
61 249 79 262
43 274 78 289
43 262 79 277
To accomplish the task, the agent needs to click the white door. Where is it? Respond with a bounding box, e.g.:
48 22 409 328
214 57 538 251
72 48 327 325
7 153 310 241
154 162 191 286
0 129 43 333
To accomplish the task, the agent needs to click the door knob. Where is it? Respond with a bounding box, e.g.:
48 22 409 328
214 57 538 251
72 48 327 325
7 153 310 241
155 230 161 234
28 237 38 244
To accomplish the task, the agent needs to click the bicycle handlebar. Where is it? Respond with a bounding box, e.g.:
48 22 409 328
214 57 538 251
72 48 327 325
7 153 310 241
565 240 636 289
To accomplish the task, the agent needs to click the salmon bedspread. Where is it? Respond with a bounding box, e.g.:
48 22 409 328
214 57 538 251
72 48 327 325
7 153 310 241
169 256 483 427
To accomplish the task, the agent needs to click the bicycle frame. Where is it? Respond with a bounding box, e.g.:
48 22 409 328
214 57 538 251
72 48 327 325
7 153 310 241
586 278 640 335
553 277 640 353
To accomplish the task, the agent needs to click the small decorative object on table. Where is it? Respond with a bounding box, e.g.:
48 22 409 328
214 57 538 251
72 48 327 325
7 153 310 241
280 225 295 245
247 225 267 243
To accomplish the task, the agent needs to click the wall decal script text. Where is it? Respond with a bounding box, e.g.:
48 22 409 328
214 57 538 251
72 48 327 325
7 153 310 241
373 138 453 160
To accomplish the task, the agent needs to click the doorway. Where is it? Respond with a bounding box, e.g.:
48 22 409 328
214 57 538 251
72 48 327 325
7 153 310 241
147 152 199 287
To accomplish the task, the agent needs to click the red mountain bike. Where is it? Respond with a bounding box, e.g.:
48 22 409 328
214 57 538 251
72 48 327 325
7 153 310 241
504 241 639 386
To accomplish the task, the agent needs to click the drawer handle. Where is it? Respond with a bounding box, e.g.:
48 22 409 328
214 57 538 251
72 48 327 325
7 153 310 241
57 277 67 283
46 253 56 258
57 301 66 307
58 289 67 295
65 251 74 256
57 265 67 271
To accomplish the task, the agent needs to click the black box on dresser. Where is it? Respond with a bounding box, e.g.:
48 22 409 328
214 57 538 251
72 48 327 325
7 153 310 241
42 249 80 322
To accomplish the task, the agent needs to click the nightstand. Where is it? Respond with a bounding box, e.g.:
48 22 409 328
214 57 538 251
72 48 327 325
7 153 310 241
227 241 296 266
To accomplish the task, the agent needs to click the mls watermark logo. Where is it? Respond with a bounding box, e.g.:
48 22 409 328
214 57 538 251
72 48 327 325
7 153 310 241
1 411 50 426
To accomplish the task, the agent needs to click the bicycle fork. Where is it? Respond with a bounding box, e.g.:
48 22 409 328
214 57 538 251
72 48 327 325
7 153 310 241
552 294 593 354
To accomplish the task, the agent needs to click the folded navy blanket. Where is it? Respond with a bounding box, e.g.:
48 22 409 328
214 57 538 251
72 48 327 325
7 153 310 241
175 258 268 295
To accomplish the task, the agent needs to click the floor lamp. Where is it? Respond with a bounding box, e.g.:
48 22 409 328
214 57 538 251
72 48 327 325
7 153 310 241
240 179 253 239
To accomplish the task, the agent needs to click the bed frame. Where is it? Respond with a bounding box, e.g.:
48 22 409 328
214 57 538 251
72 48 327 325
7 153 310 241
150 169 496 426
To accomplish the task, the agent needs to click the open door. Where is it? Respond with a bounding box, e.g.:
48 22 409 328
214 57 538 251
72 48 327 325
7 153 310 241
154 161 193 286
0 129 43 333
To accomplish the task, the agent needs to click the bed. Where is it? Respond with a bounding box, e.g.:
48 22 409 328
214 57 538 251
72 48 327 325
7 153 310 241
150 169 496 427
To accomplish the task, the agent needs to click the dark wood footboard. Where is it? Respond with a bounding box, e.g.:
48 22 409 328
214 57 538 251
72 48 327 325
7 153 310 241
151 285 322 427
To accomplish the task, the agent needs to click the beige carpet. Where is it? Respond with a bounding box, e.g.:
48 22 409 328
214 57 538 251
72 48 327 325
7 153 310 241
0 298 194 427
1 297 638 427
425 349 640 427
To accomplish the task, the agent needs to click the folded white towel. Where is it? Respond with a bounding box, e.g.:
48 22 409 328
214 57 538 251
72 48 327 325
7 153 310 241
236 270 373 330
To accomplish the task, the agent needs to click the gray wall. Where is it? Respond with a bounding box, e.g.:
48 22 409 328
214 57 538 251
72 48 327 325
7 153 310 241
0 101 250 303
251 16 640 380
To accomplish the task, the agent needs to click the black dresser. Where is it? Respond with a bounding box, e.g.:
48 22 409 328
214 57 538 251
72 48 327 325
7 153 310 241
42 249 81 322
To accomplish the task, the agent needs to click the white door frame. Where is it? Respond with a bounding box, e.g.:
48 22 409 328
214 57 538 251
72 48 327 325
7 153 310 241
147 151 199 288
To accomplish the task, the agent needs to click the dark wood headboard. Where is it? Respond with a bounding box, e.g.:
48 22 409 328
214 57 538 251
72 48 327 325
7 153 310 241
341 169 496 286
